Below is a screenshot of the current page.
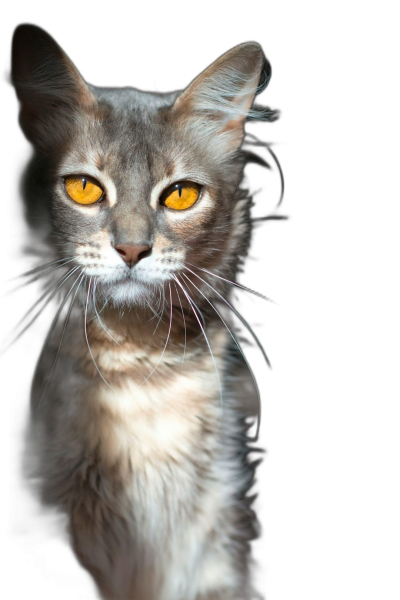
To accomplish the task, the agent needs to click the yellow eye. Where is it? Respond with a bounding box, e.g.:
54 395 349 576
65 176 104 205
160 182 200 210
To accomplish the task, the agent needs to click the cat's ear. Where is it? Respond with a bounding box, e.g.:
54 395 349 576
11 24 96 150
172 42 271 152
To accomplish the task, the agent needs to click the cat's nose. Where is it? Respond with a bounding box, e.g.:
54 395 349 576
114 243 152 267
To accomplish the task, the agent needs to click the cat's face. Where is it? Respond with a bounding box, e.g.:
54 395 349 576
51 91 247 306
12 25 274 307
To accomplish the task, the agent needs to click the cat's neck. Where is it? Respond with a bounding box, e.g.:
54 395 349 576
70 282 229 349
91 299 219 350
40 286 229 398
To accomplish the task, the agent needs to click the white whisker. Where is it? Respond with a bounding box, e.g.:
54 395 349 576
185 261 272 302
34 272 85 417
95 294 111 318
153 283 166 335
6 257 77 294
184 266 271 368
141 283 173 386
13 256 76 281
173 275 224 419
182 272 261 442
92 278 121 346
154 286 163 314
15 266 79 330
84 278 114 390
144 296 162 322
175 276 206 333
174 281 186 370
4 266 80 351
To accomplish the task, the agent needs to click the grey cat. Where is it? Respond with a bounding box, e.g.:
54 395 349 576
11 24 279 600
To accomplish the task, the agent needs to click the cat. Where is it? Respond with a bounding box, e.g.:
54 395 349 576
11 23 279 600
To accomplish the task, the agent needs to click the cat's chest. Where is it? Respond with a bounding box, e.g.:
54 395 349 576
46 325 227 521
74 372 222 532
77 365 221 480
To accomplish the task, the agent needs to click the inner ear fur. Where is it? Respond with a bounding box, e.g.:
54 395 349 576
12 24 96 150
173 42 269 150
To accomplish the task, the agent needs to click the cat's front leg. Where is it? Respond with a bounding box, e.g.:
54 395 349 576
190 548 257 600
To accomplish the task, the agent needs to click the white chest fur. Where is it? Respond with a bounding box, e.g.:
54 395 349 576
42 325 243 598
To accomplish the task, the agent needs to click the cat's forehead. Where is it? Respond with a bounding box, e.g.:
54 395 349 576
61 92 215 190
91 86 179 113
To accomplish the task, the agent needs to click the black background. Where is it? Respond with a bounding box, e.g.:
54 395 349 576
0 5 294 600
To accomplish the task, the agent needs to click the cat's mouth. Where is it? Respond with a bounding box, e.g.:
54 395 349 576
93 265 177 308
119 263 178 284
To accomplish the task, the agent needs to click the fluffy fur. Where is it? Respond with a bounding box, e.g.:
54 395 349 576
12 23 279 600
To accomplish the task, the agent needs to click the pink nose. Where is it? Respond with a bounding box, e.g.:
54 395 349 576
114 244 152 267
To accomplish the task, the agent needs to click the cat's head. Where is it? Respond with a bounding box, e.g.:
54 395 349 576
12 24 276 307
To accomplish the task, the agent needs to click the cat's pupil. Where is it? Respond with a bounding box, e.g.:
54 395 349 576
82 177 87 190
178 184 182 198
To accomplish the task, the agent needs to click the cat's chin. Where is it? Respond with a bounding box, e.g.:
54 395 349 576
97 278 161 309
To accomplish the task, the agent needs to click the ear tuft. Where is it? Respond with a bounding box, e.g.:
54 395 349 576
173 42 276 152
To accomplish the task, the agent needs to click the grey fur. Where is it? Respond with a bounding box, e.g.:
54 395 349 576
12 23 278 600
